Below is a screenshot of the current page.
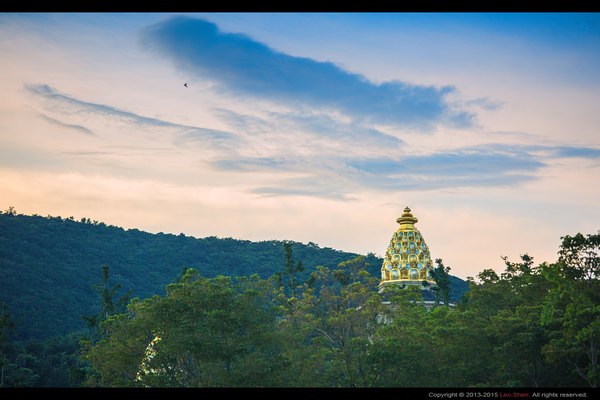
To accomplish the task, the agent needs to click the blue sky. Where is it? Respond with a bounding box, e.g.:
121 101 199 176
1 13 599 279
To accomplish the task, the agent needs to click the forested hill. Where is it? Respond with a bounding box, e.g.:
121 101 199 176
0 211 468 341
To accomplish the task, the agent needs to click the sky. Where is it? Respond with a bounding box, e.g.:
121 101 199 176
1 12 599 280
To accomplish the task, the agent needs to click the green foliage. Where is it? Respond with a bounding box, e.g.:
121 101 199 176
0 302 38 387
0 301 13 352
431 258 452 306
0 212 391 341
1 301 14 387
8 209 599 388
557 232 600 281
458 248 598 387
83 271 295 387
83 255 390 387
540 232 600 387
82 265 131 344
281 240 305 298
367 287 436 386
0 302 85 387
288 256 386 387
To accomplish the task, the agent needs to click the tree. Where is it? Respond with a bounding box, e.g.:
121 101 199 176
0 301 38 387
281 241 304 298
487 306 553 386
0 301 13 387
4 206 16 216
22 334 87 387
462 260 527 318
367 287 438 386
557 232 600 281
430 258 452 306
79 265 132 385
451 254 567 387
83 270 294 387
475 255 562 387
541 232 600 387
0 212 370 342
82 265 131 343
285 256 386 386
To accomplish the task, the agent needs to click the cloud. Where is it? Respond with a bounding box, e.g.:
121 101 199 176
22 84 600 200
252 185 350 201
25 83 235 146
211 156 292 172
211 140 600 197
140 16 475 131
465 97 504 111
348 153 538 177
207 143 547 199
477 143 600 160
281 112 405 149
27 84 176 128
550 146 600 159
216 108 404 155
347 150 544 191
38 113 95 135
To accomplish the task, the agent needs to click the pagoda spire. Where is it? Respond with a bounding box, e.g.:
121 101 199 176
396 206 418 227
380 207 436 289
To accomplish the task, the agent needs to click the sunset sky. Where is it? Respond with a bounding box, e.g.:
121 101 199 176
1 12 599 279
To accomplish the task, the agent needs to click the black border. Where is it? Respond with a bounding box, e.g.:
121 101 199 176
1 387 599 396
2 1 600 13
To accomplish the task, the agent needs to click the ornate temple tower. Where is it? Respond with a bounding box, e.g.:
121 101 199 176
380 207 437 290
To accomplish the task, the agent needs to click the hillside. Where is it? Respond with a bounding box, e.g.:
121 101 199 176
0 211 469 341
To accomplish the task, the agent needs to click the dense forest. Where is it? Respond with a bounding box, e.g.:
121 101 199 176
0 209 467 342
0 208 598 388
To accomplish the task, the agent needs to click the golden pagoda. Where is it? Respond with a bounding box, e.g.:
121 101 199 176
380 207 437 290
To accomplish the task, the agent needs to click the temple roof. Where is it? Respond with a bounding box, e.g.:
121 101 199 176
380 207 436 288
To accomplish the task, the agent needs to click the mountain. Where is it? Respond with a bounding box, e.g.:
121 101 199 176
0 211 469 341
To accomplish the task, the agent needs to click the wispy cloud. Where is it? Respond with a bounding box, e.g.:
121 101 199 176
210 141 600 198
140 16 475 131
22 84 600 200
465 97 504 111
548 146 600 159
38 113 95 135
25 83 235 147
468 143 600 160
347 148 545 191
217 108 404 156
348 151 544 178
27 84 178 128
211 156 292 172
279 112 405 149
252 185 351 201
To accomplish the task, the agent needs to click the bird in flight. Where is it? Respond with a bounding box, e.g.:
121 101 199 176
184 83 188 88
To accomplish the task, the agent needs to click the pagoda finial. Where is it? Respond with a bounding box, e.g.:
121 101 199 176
396 206 418 226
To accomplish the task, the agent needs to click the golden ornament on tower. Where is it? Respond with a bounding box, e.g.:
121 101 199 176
380 207 437 289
